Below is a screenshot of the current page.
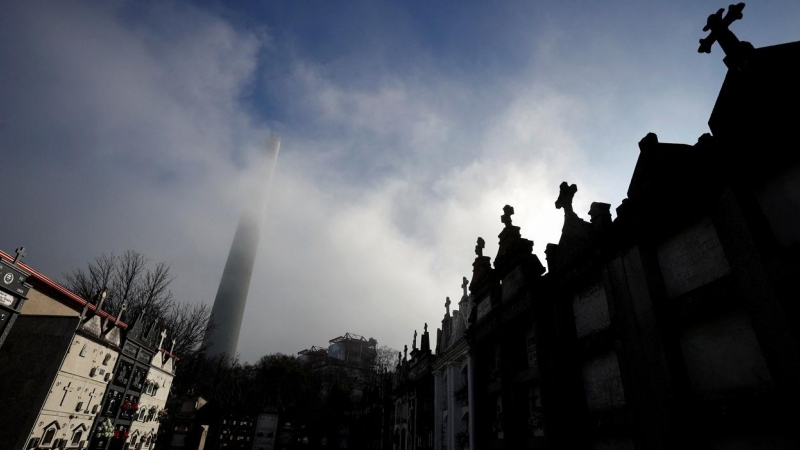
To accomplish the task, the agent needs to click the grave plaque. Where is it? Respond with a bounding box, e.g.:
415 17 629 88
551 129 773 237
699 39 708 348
572 282 610 338
657 217 730 298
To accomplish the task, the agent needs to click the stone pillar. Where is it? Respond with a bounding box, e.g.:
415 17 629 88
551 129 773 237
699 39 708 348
447 364 459 450
467 355 476 450
434 371 443 450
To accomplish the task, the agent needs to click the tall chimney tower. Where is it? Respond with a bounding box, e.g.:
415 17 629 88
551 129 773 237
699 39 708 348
203 134 280 359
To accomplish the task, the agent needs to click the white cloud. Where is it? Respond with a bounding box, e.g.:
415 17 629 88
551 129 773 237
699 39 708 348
1 0 747 361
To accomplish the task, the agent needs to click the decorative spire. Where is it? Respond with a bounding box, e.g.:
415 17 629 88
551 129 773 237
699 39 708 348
445 297 451 316
12 247 26 265
412 330 417 350
555 182 578 215
403 344 408 361
424 322 428 333
475 237 485 257
500 205 514 228
170 338 176 356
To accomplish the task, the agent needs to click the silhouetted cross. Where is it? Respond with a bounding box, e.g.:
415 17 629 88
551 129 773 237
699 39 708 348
445 297 451 315
462 277 468 297
501 205 514 228
475 237 485 257
699 3 745 55
12 247 26 264
555 182 578 215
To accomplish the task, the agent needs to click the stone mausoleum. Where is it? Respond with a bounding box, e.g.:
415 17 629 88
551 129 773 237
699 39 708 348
393 4 800 449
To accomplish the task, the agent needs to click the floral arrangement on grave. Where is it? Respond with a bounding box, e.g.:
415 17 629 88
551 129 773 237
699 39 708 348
121 398 139 411
96 419 114 439
112 427 129 440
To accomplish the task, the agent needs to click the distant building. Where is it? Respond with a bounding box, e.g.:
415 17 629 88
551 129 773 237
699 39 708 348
203 134 280 360
392 327 435 450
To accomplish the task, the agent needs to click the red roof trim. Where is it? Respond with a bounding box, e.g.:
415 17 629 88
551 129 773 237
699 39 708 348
0 250 128 328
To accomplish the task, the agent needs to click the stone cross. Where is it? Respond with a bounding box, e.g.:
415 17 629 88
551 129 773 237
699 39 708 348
445 297 451 316
60 381 74 406
115 301 128 325
475 237 485 257
699 3 745 55
555 182 578 215
462 277 468 297
413 330 417 350
12 247 26 264
158 329 167 350
501 205 514 228
86 387 99 413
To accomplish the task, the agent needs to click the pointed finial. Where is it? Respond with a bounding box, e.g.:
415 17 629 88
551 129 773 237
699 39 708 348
475 237 485 257
158 329 167 350
424 323 428 333
501 205 514 228
170 338 176 356
555 182 578 215
93 288 108 313
413 330 417 350
12 247 26 264
404 344 408 360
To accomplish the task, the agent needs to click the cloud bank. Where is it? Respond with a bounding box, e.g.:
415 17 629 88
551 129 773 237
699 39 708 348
4 0 797 360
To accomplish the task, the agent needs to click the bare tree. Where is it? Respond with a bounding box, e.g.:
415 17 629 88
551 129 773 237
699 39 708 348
63 253 117 300
161 301 212 358
374 344 399 374
63 250 210 358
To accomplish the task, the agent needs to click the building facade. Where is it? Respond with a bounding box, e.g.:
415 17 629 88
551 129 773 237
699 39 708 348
399 5 800 449
0 250 126 450
126 339 177 449
433 281 474 450
89 314 162 450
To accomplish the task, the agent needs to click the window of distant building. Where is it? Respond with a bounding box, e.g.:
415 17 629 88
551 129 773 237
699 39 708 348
71 430 83 445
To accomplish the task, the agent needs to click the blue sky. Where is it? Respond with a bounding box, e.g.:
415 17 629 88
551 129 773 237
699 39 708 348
2 0 799 361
